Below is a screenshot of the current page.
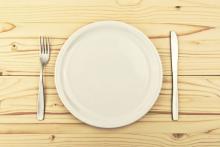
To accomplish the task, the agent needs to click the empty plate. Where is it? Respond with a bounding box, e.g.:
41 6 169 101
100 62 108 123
55 21 163 128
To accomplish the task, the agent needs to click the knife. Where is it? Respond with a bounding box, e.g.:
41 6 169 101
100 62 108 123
170 31 179 121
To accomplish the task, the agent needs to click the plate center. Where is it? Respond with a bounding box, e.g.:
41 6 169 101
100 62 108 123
62 27 150 118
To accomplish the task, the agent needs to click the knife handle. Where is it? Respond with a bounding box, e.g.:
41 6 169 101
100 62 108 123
172 69 178 120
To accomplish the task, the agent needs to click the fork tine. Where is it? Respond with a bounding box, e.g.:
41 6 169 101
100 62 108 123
40 36 50 55
46 37 50 54
40 36 43 54
45 36 48 54
43 36 46 54
42 36 45 54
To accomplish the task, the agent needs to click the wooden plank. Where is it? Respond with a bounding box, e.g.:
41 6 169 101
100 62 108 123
0 0 220 146
0 132 219 147
0 22 220 75
0 22 216 39
1 116 220 147
0 76 219 123
0 0 219 26
0 119 219 134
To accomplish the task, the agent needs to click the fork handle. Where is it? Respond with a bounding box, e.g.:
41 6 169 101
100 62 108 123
37 66 45 120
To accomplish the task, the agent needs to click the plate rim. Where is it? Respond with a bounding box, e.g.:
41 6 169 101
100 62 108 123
55 21 163 128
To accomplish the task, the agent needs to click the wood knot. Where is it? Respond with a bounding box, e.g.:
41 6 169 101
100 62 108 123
205 128 217 134
53 103 58 107
175 6 181 10
49 135 55 141
0 22 16 33
10 42 17 51
172 133 185 139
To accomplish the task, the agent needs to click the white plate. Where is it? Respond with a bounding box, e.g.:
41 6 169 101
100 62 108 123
55 21 163 128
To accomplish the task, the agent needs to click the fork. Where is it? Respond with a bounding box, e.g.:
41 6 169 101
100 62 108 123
37 36 50 120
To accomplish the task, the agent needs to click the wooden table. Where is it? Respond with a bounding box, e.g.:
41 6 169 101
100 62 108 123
0 0 220 146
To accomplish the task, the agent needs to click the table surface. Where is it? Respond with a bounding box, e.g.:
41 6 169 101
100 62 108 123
0 0 220 146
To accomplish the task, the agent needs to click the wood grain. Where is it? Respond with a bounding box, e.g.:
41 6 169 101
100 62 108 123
0 0 219 76
0 132 219 147
0 26 220 76
0 0 219 26
0 122 219 146
0 76 219 123
0 0 220 146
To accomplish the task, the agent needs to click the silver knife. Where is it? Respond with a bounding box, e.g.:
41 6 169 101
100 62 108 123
170 31 179 121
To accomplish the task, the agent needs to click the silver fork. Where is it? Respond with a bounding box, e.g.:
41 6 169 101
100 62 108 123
37 36 50 120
